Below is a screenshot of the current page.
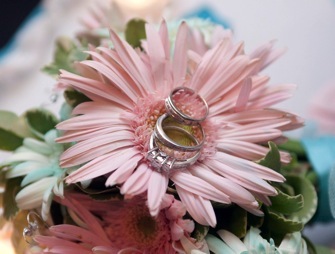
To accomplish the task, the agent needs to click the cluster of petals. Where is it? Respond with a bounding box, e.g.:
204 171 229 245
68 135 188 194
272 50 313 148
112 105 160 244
205 227 307 254
34 193 206 253
3 130 65 220
56 20 303 226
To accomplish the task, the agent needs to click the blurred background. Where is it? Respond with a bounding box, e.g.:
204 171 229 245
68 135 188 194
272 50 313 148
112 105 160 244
0 0 334 251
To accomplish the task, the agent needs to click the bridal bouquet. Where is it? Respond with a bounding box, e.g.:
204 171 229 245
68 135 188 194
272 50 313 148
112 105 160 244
0 3 334 253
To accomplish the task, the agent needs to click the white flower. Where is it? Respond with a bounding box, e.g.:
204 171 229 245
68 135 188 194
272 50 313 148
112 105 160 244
4 130 67 220
206 227 307 254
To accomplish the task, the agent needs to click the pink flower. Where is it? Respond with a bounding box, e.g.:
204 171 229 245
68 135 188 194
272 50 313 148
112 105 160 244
309 83 335 134
34 193 205 254
57 21 302 226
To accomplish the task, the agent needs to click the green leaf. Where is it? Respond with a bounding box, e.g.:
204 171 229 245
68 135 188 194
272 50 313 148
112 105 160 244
216 205 247 238
258 142 281 172
0 111 32 138
278 139 306 158
261 208 304 245
267 210 304 234
63 88 91 108
3 177 22 220
125 19 147 48
25 109 59 138
269 188 304 215
285 175 318 223
0 128 23 151
42 37 88 77
279 182 295 196
226 206 247 238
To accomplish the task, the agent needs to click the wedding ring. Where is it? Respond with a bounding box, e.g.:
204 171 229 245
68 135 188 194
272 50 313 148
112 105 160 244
147 132 200 172
154 113 205 152
165 87 209 125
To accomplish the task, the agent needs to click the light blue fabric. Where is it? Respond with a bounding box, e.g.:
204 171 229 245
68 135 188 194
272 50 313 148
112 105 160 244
329 164 335 219
0 5 43 61
182 6 232 29
301 136 335 222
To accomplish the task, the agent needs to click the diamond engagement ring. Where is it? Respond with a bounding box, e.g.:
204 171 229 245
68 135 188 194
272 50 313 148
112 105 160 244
165 87 209 125
147 131 201 172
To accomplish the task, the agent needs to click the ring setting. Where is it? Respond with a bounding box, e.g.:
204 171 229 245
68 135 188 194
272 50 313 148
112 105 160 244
147 87 208 172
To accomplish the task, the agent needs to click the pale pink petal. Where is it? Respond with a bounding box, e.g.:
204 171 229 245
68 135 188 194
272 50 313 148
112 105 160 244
201 58 259 104
238 201 264 216
60 70 132 109
171 171 230 204
235 77 252 112
57 126 129 143
57 113 123 130
147 171 169 216
191 164 256 204
34 236 93 253
120 163 152 195
159 20 170 59
49 225 109 246
65 147 139 183
109 29 154 92
92 246 119 254
206 158 277 195
144 23 169 92
60 130 133 161
216 151 285 182
105 154 143 186
60 197 110 242
217 139 291 163
172 21 189 87
176 185 216 227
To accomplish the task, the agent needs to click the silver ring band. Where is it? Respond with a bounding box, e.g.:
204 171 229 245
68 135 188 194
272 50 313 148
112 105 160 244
154 113 204 152
147 132 200 172
165 87 209 124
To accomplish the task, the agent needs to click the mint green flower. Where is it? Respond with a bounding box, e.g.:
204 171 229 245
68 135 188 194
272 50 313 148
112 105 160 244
4 129 67 220
206 227 307 254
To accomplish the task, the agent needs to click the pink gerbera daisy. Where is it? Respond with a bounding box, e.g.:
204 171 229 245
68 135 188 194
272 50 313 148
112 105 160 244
34 193 206 253
56 21 302 226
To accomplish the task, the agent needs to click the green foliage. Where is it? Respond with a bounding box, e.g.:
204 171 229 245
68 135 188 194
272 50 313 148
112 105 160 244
285 175 317 224
42 37 88 77
0 129 23 151
25 109 59 139
269 188 303 214
0 111 32 151
262 208 304 244
214 205 247 238
278 139 306 158
247 141 318 245
3 177 22 220
63 88 91 108
125 19 147 48
258 141 281 172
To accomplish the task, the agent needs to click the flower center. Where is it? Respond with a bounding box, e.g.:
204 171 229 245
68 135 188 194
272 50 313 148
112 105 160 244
129 93 218 164
105 199 171 252
127 206 158 245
